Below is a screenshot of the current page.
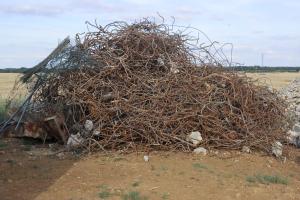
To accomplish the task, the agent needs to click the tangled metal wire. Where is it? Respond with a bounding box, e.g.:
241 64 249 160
10 19 290 153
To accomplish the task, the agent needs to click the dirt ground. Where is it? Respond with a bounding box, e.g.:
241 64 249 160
0 138 299 200
0 72 300 200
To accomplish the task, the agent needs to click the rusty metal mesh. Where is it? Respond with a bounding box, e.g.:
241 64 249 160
5 19 290 153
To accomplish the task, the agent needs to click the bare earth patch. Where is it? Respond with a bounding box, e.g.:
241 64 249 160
0 139 299 200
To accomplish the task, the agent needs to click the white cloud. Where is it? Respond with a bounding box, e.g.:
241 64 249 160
0 4 64 16
0 0 299 67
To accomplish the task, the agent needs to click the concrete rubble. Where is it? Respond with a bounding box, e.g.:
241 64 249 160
67 133 84 149
271 141 283 157
280 78 300 148
242 146 251 153
193 147 207 155
143 155 149 162
186 131 203 146
84 120 94 132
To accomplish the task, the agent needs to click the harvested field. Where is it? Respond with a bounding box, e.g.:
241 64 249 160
1 72 299 97
0 73 21 99
246 72 300 89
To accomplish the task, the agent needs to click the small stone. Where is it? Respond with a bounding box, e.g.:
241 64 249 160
157 57 164 66
242 146 251 153
93 130 101 136
56 152 65 159
7 179 13 183
293 124 300 132
143 155 149 162
287 130 300 147
186 131 203 145
84 120 93 131
193 147 207 155
67 133 84 149
272 141 283 157
170 67 179 74
170 61 179 74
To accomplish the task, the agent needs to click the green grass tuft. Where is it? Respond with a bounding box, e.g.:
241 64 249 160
98 191 111 199
192 163 208 170
0 98 7 123
161 193 169 199
0 140 8 149
246 174 288 185
122 191 148 200
6 159 17 165
98 184 111 199
0 96 24 123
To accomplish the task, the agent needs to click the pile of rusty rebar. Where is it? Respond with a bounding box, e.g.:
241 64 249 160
8 19 290 153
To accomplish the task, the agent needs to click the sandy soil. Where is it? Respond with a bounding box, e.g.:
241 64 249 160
0 139 299 200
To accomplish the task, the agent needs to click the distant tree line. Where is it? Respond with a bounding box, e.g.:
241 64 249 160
0 66 300 73
0 67 29 73
228 66 300 72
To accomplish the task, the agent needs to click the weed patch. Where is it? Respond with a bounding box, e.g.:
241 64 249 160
98 184 111 199
193 163 208 170
246 174 288 185
0 140 7 149
122 191 148 200
0 98 7 123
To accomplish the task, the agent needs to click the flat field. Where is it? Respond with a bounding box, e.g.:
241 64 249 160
0 73 23 121
0 73 21 99
246 72 300 89
1 72 300 98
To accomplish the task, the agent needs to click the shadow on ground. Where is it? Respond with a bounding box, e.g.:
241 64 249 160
0 138 77 200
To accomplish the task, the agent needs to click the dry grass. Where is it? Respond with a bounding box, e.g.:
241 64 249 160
1 72 299 98
0 73 23 122
246 72 300 89
0 73 21 99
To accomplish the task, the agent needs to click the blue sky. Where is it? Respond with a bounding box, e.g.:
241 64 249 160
0 0 299 68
